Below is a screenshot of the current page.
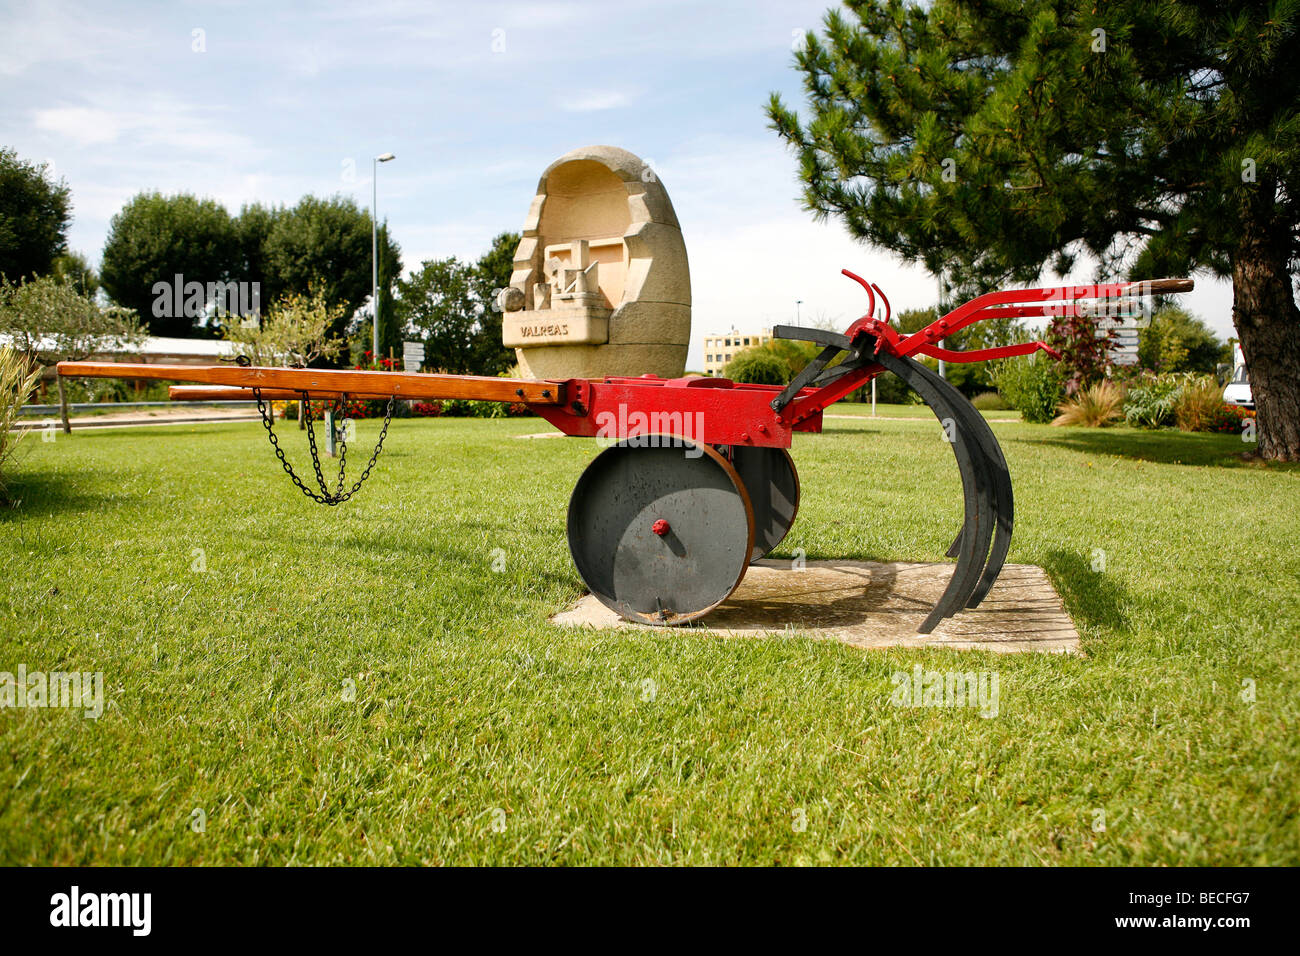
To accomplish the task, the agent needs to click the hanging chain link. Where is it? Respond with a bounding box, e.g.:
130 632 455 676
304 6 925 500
251 380 395 507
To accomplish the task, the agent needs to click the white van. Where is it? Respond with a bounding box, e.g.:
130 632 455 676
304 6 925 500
1223 344 1253 409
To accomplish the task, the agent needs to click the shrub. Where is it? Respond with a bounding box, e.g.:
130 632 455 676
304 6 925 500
870 371 913 405
1173 377 1228 432
1122 372 1196 428
723 350 790 385
971 391 1010 411
1 347 42 503
1052 379 1125 427
989 355 1064 424
1207 403 1255 435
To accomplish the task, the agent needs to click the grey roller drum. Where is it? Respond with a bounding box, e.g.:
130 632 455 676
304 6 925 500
728 446 800 563
567 437 755 625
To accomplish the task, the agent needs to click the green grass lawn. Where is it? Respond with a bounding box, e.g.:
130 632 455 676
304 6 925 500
1 413 1296 865
830 400 1021 420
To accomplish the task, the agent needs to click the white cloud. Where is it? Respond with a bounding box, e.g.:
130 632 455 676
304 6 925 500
0 0 141 77
31 99 261 155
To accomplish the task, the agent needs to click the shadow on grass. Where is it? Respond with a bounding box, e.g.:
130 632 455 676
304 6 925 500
0 471 126 522
1015 427 1255 467
1040 548 1131 633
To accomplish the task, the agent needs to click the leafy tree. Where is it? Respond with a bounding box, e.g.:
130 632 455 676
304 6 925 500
891 305 1028 395
769 0 1300 459
1138 304 1226 374
0 149 71 282
50 252 99 298
1045 308 1114 393
100 193 240 336
235 201 283 305
989 353 1065 423
395 257 479 373
395 233 520 375
221 291 345 368
263 196 401 352
724 350 791 385
469 232 520 375
759 336 822 377
0 274 145 432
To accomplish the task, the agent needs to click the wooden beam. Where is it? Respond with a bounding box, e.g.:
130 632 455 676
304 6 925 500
169 386 397 402
56 362 564 404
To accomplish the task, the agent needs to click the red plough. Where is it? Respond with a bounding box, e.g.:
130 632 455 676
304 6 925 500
59 274 1192 632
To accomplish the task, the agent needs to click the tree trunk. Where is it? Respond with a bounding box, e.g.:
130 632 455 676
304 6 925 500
1232 178 1300 461
55 371 72 435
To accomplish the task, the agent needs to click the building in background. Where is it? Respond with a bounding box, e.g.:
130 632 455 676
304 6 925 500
701 328 773 376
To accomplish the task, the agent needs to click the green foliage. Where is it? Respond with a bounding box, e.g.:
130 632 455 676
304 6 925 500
50 252 99 298
769 0 1300 458
1122 373 1188 429
221 291 346 367
989 355 1064 424
100 192 402 351
3 418 1297 863
970 391 1010 411
723 350 790 385
395 257 477 373
870 371 917 405
1045 309 1114 392
1173 376 1230 432
0 148 70 282
0 346 42 502
235 201 281 299
895 305 1028 395
263 195 401 348
768 0 1299 287
0 274 145 365
1138 305 1227 374
100 193 240 335
759 337 821 376
1119 371 1226 431
466 232 520 376
1052 379 1124 427
394 233 520 376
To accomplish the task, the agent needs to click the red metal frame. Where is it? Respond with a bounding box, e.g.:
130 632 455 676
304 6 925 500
531 271 1183 447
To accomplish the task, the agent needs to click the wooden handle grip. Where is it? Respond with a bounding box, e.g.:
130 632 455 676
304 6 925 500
1127 277 1195 293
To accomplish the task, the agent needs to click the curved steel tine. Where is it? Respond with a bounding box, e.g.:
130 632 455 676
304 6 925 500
902 358 1013 609
874 350 992 632
870 283 892 325
946 531 963 559
840 268 876 318
964 409 1014 607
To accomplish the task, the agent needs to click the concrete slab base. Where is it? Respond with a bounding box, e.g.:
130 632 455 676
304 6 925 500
551 559 1080 654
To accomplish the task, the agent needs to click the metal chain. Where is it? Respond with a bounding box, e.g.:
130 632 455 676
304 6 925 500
252 386 395 506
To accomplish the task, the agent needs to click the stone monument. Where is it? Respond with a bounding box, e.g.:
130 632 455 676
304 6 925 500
499 145 690 379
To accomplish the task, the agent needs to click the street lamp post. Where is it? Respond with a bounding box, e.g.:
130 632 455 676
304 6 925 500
372 152 396 361
796 299 803 324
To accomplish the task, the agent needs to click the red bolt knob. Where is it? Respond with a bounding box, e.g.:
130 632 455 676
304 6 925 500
652 519 671 536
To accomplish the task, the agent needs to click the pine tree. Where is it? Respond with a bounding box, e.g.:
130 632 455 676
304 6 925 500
769 0 1300 459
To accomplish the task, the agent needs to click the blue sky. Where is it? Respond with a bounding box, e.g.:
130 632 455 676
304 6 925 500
2 0 1234 368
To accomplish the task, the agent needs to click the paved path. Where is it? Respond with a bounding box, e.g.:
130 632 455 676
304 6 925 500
16 406 261 431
